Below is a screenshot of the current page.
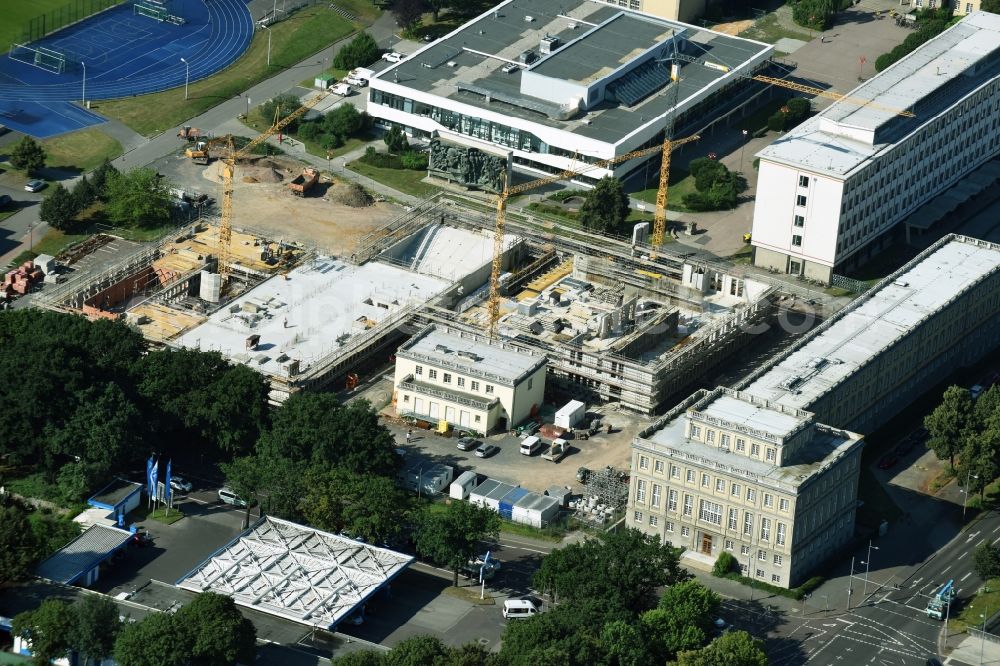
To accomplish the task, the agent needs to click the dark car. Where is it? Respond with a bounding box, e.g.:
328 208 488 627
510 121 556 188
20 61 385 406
456 437 481 451
475 443 499 458
576 467 592 483
169 476 193 494
877 454 898 470
0 194 12 209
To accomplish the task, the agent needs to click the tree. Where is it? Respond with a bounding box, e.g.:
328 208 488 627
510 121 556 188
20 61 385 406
324 103 370 141
984 0 1000 12
415 501 501 586
393 0 425 30
72 595 123 665
384 125 409 154
0 496 38 585
12 599 75 666
533 529 687 612
676 630 767 666
333 32 381 70
332 651 386 666
689 158 728 192
176 593 256 666
579 176 630 234
114 612 189 666
925 385 975 468
499 599 620 665
384 636 450 666
600 620 653 666
974 542 1000 581
39 183 80 231
104 167 171 229
641 581 720 660
259 93 304 131
221 455 264 528
300 467 412 543
72 174 98 212
91 159 119 198
10 136 46 175
712 551 736 576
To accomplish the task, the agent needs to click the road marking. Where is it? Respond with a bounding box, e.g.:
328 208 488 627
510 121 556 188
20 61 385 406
961 572 972 582
967 531 981 542
994 525 1000 533
977 538 987 546
837 618 855 625
959 550 969 559
911 577 923 587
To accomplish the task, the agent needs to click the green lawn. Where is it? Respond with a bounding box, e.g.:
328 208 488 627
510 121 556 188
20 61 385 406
739 13 812 45
347 160 439 198
97 5 357 136
32 227 92 257
300 67 349 89
0 0 124 54
953 578 1000 633
42 128 123 173
633 170 698 212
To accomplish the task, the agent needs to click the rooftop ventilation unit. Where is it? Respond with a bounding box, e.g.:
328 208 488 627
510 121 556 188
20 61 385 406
435 344 451 353
524 15 534 22
457 351 481 361
806 357 828 370
519 49 537 65
540 34 561 54
780 375 803 391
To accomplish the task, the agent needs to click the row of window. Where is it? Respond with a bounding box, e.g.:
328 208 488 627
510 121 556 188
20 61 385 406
686 426 779 464
413 365 496 394
635 460 791 511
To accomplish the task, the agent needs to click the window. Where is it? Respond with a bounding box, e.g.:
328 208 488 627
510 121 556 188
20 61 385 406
731 483 741 497
720 434 730 450
665 521 674 532
736 438 745 452
527 378 532 390
766 448 777 463
761 518 771 541
750 443 760 457
796 195 807 207
428 369 438 380
728 508 738 530
686 470 695 483
774 554 783 566
756 568 766 579
706 430 716 443
777 523 786 546
780 498 790 512
701 473 710 488
651 484 661 508
634 511 643 523
670 465 680 479
716 478 725 492
485 384 494 394
764 494 774 509
741 545 750 556
443 373 452 384
639 455 649 470
654 460 664 474
699 500 722 526
681 526 690 537
746 488 756 503
649 515 658 527
758 549 767 561
690 425 701 438
792 235 802 247
474 415 481 423
471 381 480 391
743 513 753 536
683 494 693 517
668 489 678 512
635 480 647 503
794 215 805 227
772 574 781 583
415 365 423 376
799 175 810 187
457 377 465 388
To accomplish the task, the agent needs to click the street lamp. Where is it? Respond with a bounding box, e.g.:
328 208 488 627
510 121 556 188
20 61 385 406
847 556 855 611
263 25 272 67
862 540 879 597
245 95 251 118
981 607 991 665
748 552 755 602
81 61 86 105
180 57 189 100
739 129 748 172
963 471 980 520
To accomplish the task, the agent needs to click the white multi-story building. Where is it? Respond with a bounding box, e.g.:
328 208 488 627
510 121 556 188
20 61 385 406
367 0 772 185
627 387 864 588
393 325 547 434
751 11 1000 283
591 0 710 23
953 0 982 16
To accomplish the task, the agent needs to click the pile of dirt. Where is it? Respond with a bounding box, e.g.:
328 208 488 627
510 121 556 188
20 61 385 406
243 176 258 183
335 182 374 208
202 161 285 184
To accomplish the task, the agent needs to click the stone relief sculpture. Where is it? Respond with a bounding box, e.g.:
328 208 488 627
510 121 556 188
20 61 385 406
429 138 509 193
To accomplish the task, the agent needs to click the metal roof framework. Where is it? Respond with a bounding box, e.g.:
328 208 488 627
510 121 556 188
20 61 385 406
176 516 414 630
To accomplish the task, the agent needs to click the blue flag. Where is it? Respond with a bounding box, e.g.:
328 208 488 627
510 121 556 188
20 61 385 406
164 459 172 501
146 456 154 496
150 458 159 500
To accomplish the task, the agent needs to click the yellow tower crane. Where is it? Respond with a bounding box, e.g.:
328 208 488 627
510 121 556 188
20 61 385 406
486 133 700 338
216 93 328 285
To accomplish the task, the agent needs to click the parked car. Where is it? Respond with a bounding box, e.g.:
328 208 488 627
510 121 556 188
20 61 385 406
576 466 591 484
877 454 898 470
169 476 193 494
456 437 481 451
475 443 500 458
0 194 12 209
218 487 248 507
24 179 45 192
382 51 404 63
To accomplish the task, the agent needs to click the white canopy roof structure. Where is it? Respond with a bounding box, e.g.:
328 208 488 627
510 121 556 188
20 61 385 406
176 516 414 629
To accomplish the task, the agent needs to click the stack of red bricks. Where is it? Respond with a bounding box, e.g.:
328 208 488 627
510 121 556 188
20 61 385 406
5 261 44 296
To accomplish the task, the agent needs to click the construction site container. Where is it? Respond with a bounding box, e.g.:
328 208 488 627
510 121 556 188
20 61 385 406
499 487 530 519
200 271 222 303
554 400 586 429
512 493 561 527
450 471 478 500
539 424 567 440
398 463 453 496
545 486 572 507
33 254 56 274
314 75 335 90
469 479 518 511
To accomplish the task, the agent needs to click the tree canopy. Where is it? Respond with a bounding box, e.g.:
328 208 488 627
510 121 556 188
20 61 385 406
579 176 630 234
13 599 75 666
333 32 380 70
104 167 172 229
10 136 46 175
39 183 79 231
924 385 974 468
415 501 501 586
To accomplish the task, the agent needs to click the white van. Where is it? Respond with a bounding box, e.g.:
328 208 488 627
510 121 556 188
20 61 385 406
503 598 539 619
519 435 541 456
328 83 352 96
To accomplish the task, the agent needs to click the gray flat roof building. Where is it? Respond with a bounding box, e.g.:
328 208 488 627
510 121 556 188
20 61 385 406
36 524 134 586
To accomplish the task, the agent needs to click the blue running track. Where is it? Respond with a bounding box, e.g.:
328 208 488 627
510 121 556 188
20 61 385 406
0 0 253 137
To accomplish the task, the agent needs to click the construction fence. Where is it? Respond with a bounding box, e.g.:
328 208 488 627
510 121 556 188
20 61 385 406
12 0 124 46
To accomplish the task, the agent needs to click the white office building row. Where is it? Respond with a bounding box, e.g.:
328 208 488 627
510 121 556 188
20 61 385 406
751 11 1000 283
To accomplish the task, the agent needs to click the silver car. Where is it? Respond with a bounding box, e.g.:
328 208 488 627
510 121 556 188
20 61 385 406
24 179 45 192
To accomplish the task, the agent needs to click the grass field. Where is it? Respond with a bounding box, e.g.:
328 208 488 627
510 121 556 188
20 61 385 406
347 160 439 199
633 170 698 212
42 128 122 172
97 5 357 136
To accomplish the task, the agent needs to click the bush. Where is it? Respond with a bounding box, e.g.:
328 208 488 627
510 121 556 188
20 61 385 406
39 184 81 232
713 551 737 576
384 125 409 154
785 98 811 122
9 136 46 175
360 146 403 169
297 121 323 143
791 0 834 31
258 93 303 132
400 151 428 170
767 111 787 132
333 32 380 71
